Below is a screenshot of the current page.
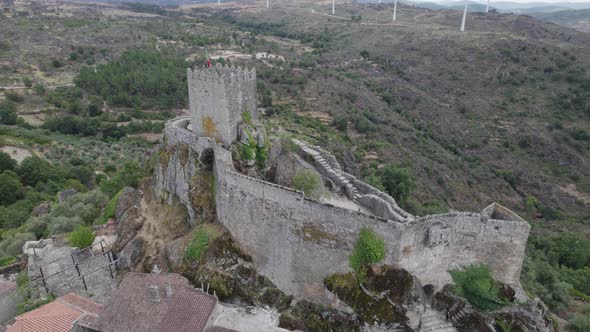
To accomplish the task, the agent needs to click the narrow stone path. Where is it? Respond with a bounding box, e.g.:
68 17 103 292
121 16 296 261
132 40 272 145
292 139 360 200
420 306 458 332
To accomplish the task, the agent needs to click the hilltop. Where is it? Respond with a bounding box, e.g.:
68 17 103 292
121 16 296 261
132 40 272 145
0 0 589 329
530 8 590 32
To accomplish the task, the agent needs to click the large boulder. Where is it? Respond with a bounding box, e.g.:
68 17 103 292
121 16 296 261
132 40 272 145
112 188 143 253
117 236 146 270
31 202 50 217
324 265 424 331
115 187 141 221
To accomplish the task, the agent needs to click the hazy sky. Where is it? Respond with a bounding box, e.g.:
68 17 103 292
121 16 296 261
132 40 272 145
446 0 590 3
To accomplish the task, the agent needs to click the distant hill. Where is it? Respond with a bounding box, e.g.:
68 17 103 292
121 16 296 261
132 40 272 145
530 8 590 32
408 0 590 14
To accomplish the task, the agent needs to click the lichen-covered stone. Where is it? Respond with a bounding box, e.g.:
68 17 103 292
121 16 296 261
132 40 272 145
118 236 146 270
324 266 420 331
57 189 77 203
115 187 141 221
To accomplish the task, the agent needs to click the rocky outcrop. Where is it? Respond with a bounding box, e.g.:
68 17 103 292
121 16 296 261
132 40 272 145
31 202 50 217
117 236 146 270
57 189 77 203
324 265 426 331
115 187 141 221
112 187 143 253
433 285 555 332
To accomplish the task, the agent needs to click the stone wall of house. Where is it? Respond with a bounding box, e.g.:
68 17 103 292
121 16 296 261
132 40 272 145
187 65 257 145
0 284 19 324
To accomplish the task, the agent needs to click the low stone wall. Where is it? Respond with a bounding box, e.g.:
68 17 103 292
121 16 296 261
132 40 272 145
159 121 531 304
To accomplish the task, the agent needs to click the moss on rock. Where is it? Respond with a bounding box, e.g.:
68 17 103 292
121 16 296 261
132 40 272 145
188 171 216 224
324 270 411 329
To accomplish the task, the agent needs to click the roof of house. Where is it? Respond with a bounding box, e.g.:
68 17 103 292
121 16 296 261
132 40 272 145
0 279 16 296
91 273 218 332
6 293 103 332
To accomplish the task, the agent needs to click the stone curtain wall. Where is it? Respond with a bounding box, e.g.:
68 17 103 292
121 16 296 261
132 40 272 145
214 156 404 303
157 122 531 303
398 213 530 289
187 65 257 145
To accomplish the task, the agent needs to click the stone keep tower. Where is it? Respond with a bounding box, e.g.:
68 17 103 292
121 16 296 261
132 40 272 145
187 64 257 144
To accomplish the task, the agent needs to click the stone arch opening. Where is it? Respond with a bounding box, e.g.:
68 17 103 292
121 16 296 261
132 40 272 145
200 148 214 171
423 284 435 305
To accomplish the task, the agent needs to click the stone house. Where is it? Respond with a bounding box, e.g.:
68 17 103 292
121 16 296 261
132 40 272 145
83 272 288 332
5 292 103 332
0 279 19 324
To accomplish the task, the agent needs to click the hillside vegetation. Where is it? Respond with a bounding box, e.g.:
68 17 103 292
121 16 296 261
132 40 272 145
0 0 589 325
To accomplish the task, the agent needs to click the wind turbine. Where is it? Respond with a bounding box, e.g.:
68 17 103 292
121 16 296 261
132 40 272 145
486 0 490 13
393 0 398 21
332 0 335 14
460 0 468 32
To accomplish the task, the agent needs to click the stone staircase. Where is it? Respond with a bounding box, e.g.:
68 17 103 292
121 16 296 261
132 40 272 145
420 306 458 332
292 139 361 200
26 239 117 303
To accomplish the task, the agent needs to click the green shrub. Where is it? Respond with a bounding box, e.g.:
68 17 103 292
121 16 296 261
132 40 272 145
0 256 16 267
292 169 324 199
68 225 95 248
0 171 23 205
567 305 590 332
5 92 24 103
184 225 221 264
449 264 508 311
0 152 17 172
0 101 18 125
98 189 123 224
349 228 385 280
23 78 32 88
380 165 415 204
331 115 348 131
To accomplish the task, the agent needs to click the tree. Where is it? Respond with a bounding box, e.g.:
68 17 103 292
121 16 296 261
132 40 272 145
0 152 17 172
0 101 18 125
450 264 508 311
68 225 95 249
331 115 348 132
349 227 385 278
17 156 54 187
292 169 324 200
22 78 32 88
0 171 22 205
33 83 45 96
100 161 143 196
380 165 415 204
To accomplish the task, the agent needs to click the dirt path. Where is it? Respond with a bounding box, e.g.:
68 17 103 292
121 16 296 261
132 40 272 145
0 83 75 91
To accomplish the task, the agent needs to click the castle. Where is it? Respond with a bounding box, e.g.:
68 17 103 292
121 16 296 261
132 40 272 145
156 63 531 304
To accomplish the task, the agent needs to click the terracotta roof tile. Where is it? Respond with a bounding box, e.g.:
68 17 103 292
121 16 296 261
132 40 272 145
58 292 104 315
93 273 218 332
6 301 83 332
6 293 102 332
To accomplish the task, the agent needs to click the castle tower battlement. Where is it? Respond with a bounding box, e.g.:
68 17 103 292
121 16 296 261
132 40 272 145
187 64 257 144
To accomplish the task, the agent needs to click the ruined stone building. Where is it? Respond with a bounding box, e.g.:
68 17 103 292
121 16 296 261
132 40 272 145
155 63 531 304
